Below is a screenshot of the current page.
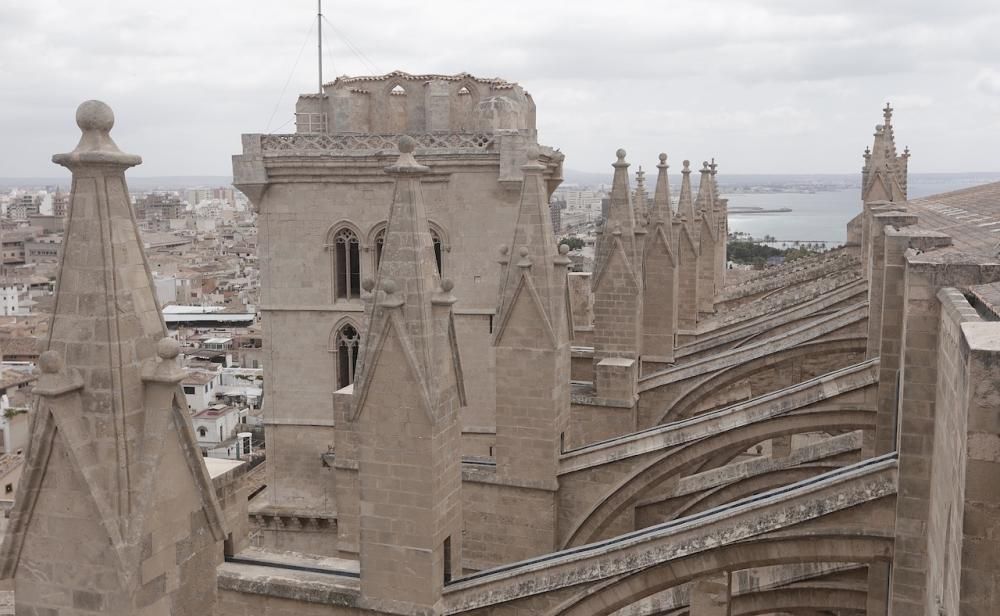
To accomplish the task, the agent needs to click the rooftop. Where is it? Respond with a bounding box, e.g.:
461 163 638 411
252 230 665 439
903 181 1000 262
183 369 219 386
193 404 239 419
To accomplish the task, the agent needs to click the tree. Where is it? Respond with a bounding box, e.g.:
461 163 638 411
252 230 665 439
559 236 585 251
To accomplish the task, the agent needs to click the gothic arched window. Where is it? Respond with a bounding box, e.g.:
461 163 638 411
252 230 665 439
335 323 361 389
331 227 360 299
431 229 443 275
374 226 386 271
373 225 442 275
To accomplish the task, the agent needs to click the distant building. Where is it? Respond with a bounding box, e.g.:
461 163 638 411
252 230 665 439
24 235 61 265
0 230 37 265
9 195 39 220
0 280 30 316
192 404 242 448
181 367 222 412
550 198 564 234
27 215 65 235
51 190 69 218
137 192 185 222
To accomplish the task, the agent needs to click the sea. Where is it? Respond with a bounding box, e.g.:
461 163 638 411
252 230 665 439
722 173 1000 246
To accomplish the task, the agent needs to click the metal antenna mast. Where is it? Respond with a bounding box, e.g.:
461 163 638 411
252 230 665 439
317 0 324 94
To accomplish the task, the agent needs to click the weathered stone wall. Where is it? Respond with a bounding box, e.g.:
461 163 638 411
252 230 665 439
675 225 700 331
214 462 254 556
954 321 1000 615
217 584 366 616
568 400 635 449
925 288 975 614
243 147 561 534
718 249 860 308
568 272 593 329
460 477 557 571
316 73 537 136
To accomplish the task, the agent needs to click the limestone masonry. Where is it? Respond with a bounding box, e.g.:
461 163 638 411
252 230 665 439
4 75 1000 616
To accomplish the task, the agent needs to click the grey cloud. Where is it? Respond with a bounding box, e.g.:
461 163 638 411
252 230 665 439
0 0 996 176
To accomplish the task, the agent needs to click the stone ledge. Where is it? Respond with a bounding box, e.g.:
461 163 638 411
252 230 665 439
218 561 358 606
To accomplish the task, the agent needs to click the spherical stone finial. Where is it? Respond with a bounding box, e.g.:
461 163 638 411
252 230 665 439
383 279 399 295
659 153 667 163
398 135 417 154
38 350 63 374
519 246 529 258
525 144 540 161
616 148 627 161
76 100 115 132
702 161 710 170
499 244 509 256
682 160 690 170
559 243 570 255
361 277 375 292
441 278 454 292
156 337 181 360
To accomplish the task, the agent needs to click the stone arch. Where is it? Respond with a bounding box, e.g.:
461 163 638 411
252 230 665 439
665 463 844 522
427 219 449 274
368 221 388 273
549 534 892 616
386 81 408 133
325 221 363 301
560 407 875 548
453 81 479 131
368 219 446 274
726 586 867 616
646 336 867 426
329 316 362 390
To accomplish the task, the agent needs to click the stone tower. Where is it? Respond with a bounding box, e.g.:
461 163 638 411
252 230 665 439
695 161 719 318
233 73 562 552
861 103 908 205
0 101 226 615
711 159 728 292
674 160 700 333
349 136 465 609
641 153 678 371
486 145 573 564
591 149 643 404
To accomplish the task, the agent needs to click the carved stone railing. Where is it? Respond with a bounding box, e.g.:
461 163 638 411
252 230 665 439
260 132 495 154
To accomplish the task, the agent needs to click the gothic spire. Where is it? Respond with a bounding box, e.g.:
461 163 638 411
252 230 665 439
594 148 639 276
495 145 566 345
351 135 465 419
634 165 648 226
1 100 225 612
652 153 672 227
677 159 695 221
695 161 714 225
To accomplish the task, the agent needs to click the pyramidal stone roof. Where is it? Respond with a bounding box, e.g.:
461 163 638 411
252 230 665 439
676 159 696 221
651 153 673 227
593 149 641 281
350 135 466 419
494 145 572 347
0 101 225 609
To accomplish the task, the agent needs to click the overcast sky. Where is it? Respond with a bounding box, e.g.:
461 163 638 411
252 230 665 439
1 0 998 177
